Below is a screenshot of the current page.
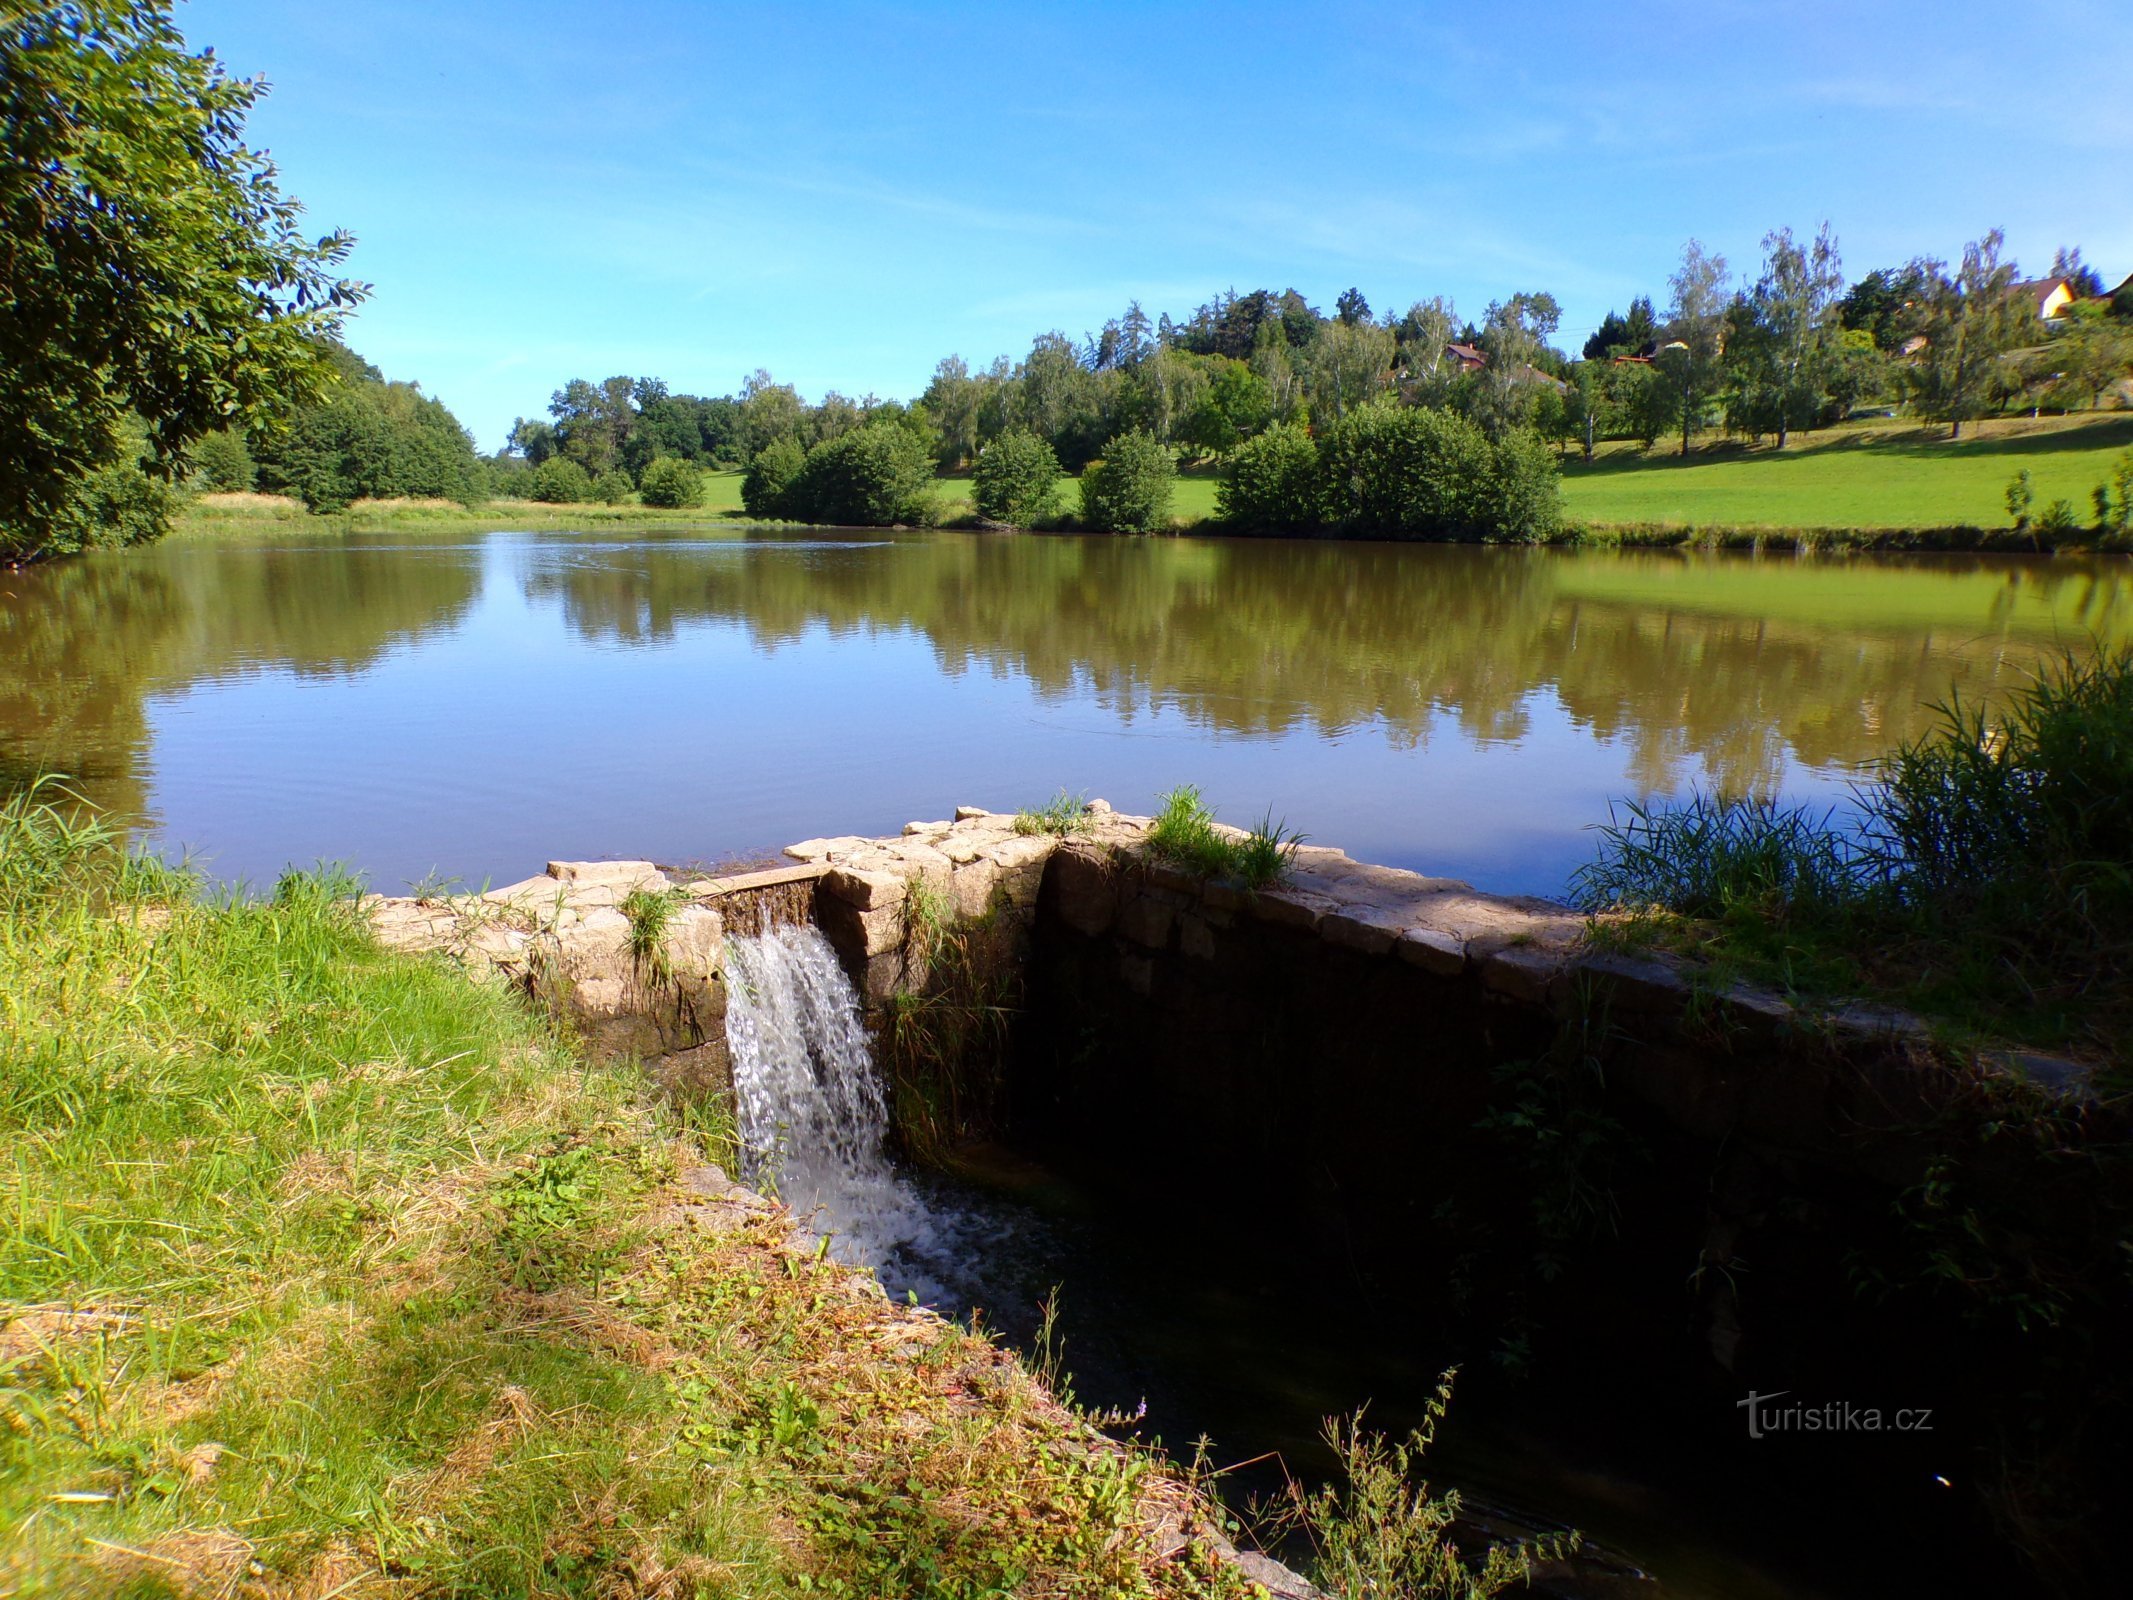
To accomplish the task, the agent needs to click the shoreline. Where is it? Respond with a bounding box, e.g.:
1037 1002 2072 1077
162 496 2128 558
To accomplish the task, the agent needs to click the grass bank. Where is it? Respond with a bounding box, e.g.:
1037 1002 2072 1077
0 786 1272 1597
1559 412 2133 532
1576 647 2133 1072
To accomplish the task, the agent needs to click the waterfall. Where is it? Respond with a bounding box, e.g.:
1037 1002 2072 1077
723 923 987 1303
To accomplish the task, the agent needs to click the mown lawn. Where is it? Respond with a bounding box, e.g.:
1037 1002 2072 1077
1559 413 2133 529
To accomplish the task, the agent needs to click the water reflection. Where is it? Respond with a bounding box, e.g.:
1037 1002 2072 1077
2 528 2124 893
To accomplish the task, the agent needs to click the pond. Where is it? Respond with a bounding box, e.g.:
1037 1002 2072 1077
3 525 2128 895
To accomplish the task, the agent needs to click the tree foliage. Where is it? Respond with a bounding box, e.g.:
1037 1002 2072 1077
528 457 591 504
1656 239 1730 456
636 456 700 509
0 0 364 557
1723 223 1846 446
1902 230 2025 439
1217 422 1320 532
251 345 484 512
971 429 1063 527
1079 430 1175 534
776 423 937 526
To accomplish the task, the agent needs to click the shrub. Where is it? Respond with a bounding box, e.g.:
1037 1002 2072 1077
636 456 700 509
741 437 806 518
529 456 592 504
1314 405 1561 541
972 429 1063 527
783 423 937 526
1079 429 1175 534
590 468 634 506
1480 426 1565 542
1218 422 1320 532
2034 498 2081 540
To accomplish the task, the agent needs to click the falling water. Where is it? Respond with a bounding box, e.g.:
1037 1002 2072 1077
723 923 997 1303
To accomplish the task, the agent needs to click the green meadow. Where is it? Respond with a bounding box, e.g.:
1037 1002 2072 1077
1559 413 2133 530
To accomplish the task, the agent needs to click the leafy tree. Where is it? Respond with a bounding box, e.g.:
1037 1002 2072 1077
507 417 560 466
529 457 591 504
971 429 1063 527
1393 298 1460 406
1656 239 1730 455
740 436 807 518
1079 430 1175 534
1217 422 1319 531
1824 328 1893 419
783 423 937 526
1314 404 1558 540
1724 224 1845 447
1300 320 1396 426
1464 292 1562 438
547 376 639 475
922 356 985 469
1 0 365 558
1838 265 1931 351
1903 229 2025 438
636 456 699 509
1336 287 1373 326
2041 302 2133 411
738 370 805 458
1016 333 1110 469
590 468 634 505
252 344 484 511
188 430 256 492
1180 358 1276 454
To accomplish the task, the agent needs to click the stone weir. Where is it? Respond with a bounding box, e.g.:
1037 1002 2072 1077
367 810 2122 1590
365 801 2094 1122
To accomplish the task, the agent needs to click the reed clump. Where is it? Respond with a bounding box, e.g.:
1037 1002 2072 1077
1577 647 2133 1058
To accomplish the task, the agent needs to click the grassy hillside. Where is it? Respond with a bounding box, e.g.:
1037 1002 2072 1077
1560 413 2133 530
0 788 1254 1597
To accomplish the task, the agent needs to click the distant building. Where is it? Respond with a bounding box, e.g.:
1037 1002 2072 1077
2012 276 2079 321
1446 341 1487 372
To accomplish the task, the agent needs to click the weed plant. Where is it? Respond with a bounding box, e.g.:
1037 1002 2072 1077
1145 786 1302 889
1257 1372 1577 1599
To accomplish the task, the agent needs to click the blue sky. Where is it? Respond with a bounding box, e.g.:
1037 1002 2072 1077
181 0 2133 451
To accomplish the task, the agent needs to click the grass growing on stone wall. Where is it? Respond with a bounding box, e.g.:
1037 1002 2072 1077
881 880 1025 1162
621 883 685 983
1144 787 1303 890
1013 791 1096 837
1577 648 2133 1064
0 786 1263 1597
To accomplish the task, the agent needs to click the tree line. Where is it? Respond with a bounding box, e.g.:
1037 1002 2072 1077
7 2 2131 559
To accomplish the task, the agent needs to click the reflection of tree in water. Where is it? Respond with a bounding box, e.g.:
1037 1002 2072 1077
0 540 482 819
524 535 2133 797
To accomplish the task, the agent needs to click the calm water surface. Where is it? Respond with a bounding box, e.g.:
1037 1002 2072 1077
4 526 2128 893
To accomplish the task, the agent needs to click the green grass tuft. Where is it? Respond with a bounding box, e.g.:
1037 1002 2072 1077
1145 786 1302 889
1013 790 1096 837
